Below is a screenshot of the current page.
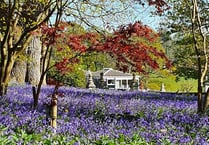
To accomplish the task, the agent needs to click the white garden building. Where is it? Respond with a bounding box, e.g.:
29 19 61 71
89 68 140 90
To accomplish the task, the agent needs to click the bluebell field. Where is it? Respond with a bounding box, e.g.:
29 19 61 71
0 85 209 144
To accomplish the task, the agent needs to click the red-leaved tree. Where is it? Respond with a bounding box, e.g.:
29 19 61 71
31 0 171 108
32 21 171 108
53 21 171 74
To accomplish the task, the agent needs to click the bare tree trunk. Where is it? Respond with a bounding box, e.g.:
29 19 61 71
26 36 41 86
197 82 203 113
10 58 27 85
204 95 209 111
41 45 47 85
204 88 209 111
0 55 16 95
50 93 58 128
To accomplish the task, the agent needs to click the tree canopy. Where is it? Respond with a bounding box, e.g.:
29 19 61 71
42 21 170 75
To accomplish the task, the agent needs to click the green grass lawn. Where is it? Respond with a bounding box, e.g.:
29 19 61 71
147 74 197 92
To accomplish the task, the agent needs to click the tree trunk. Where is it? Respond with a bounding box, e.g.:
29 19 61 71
32 86 40 108
197 85 203 113
0 83 8 96
50 94 58 128
33 70 48 108
0 55 16 96
26 36 41 86
203 87 209 111
41 45 47 85
197 51 203 113
10 58 27 85
204 94 209 111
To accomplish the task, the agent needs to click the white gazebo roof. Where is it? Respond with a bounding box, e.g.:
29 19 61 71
92 68 133 77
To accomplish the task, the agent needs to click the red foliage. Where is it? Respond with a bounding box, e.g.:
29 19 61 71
94 21 171 73
55 58 80 74
40 21 171 74
148 0 169 13
46 78 64 87
40 23 65 46
66 32 99 53
134 0 170 13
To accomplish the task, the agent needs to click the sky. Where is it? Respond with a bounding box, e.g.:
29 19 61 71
132 8 162 31
51 1 163 32
126 3 163 30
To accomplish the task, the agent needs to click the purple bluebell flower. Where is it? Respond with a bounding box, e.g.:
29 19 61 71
0 85 208 144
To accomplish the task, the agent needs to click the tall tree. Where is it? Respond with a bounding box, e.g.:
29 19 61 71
191 0 209 112
160 0 209 112
0 0 63 95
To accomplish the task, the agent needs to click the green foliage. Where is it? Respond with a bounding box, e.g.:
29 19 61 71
0 126 11 145
46 23 88 87
0 126 149 145
80 52 116 71
160 0 209 80
47 64 86 87
65 22 86 35
0 129 43 145
161 31 198 79
92 134 148 145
